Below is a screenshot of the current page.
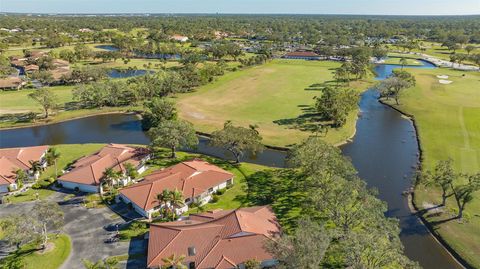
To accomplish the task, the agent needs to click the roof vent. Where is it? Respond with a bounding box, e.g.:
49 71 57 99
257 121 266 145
188 246 196 256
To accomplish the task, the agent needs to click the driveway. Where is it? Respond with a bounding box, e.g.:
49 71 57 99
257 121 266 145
0 191 146 269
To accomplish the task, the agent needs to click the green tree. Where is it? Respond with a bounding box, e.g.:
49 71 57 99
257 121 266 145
0 213 40 249
376 70 415 105
14 169 29 188
83 258 119 269
103 167 122 189
244 259 261 269
450 173 480 219
141 97 177 130
266 217 331 269
148 119 198 158
28 88 58 118
465 45 476 55
423 159 455 206
160 254 187 269
210 121 264 163
124 162 139 179
31 201 64 249
31 70 55 85
168 189 185 220
46 147 61 178
399 57 408 69
315 87 359 127
74 43 93 60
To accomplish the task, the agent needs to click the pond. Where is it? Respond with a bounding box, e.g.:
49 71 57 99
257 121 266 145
107 69 152 79
0 58 461 268
95 45 119 51
95 45 181 60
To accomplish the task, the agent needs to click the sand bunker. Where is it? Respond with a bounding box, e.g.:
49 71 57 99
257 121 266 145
439 80 453 84
437 75 449 79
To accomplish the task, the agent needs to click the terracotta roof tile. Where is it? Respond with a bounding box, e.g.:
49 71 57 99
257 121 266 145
0 146 48 186
120 160 234 211
59 144 148 186
147 206 280 268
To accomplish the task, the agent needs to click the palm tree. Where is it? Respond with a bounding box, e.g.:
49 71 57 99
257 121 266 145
155 189 171 218
400 57 408 69
46 147 61 178
168 189 185 220
29 160 43 180
123 162 138 180
161 254 187 269
103 168 121 190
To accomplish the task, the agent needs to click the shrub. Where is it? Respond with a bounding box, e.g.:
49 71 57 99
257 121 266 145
31 183 42 189
210 194 219 203
216 188 226 195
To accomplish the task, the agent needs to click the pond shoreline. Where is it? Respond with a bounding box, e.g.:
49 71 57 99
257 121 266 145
0 110 139 131
379 98 470 269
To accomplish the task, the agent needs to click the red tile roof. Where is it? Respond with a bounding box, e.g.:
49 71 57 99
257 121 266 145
59 144 149 186
119 159 233 211
0 77 24 89
147 206 280 268
0 146 49 186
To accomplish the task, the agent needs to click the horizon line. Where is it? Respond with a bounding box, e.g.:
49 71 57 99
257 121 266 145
2 12 480 17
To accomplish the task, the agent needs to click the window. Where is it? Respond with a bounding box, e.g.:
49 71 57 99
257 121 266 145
188 262 196 269
188 246 196 256
227 179 233 185
208 187 213 193
185 198 191 203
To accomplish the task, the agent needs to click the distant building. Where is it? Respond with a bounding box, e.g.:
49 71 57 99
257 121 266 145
283 51 321 60
147 206 280 269
171 34 189 42
24 64 39 73
58 144 150 193
0 77 25 90
0 146 49 193
118 159 234 219
79 28 94 33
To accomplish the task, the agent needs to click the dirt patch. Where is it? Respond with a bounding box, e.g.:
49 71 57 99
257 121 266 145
0 109 31 115
36 242 55 254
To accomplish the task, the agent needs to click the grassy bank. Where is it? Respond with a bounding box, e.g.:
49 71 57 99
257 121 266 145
388 67 480 267
177 59 373 147
0 84 141 129
382 57 423 66
0 234 71 269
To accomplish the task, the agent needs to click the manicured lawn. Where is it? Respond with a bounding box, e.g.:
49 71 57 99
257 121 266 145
6 188 56 204
388 41 478 64
0 85 74 114
0 234 71 269
382 57 423 66
388 67 480 267
177 59 373 147
0 83 141 128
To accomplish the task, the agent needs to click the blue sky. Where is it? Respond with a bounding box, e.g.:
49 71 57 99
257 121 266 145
1 0 479 15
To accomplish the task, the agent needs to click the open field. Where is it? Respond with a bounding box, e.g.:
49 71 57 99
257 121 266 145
389 67 480 267
177 59 373 147
0 234 71 269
